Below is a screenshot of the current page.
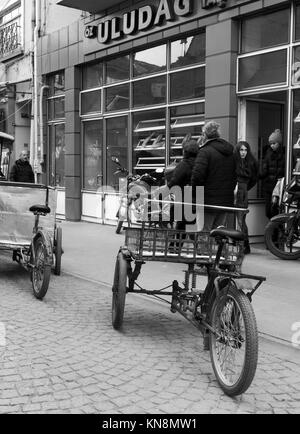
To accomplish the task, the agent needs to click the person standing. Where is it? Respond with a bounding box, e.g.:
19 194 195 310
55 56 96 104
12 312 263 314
234 141 259 254
167 139 199 231
9 150 35 184
191 121 237 232
260 129 285 219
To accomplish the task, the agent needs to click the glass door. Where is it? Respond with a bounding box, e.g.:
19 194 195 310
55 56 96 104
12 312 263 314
49 123 65 188
106 116 128 190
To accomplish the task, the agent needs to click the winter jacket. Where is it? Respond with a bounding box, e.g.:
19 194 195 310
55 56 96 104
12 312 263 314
235 156 259 191
191 138 236 207
168 156 196 190
9 160 35 183
260 147 285 194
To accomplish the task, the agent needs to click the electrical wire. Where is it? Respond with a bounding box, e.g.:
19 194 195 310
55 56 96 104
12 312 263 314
0 99 31 124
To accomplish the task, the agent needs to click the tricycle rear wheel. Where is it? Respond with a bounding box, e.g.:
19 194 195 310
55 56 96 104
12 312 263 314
31 237 51 300
112 253 128 330
54 226 63 275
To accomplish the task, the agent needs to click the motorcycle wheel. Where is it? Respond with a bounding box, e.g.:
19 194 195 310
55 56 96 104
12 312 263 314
265 219 300 260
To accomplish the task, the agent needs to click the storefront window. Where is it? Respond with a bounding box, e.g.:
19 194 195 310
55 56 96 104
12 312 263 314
292 90 300 171
133 109 166 172
295 4 300 42
106 117 128 189
133 45 167 77
83 62 103 90
241 9 290 54
171 33 205 69
83 120 103 191
133 76 166 108
105 84 130 112
170 103 205 162
48 72 65 96
81 89 102 115
48 97 65 120
170 67 205 102
106 56 130 84
238 50 287 91
50 124 65 188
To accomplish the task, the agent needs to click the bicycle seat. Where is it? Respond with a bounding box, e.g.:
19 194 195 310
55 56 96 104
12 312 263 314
210 228 245 242
29 205 51 215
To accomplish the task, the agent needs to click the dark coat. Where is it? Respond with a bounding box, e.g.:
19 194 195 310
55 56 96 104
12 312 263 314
235 156 259 191
168 156 196 190
191 138 236 207
9 160 35 183
260 147 285 193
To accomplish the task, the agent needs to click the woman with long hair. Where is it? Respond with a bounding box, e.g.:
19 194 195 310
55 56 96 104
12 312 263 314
234 141 259 254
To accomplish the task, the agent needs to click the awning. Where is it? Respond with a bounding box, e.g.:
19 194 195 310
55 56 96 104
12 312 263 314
57 0 123 14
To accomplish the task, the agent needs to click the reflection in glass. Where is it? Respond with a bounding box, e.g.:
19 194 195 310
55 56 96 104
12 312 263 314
171 33 205 69
238 50 287 91
81 90 102 115
106 56 130 84
83 121 103 191
133 109 166 173
48 72 65 96
50 124 65 188
83 62 103 90
106 84 129 112
292 90 300 170
170 104 205 162
133 76 166 108
133 45 167 77
48 97 65 120
241 9 289 53
107 117 128 189
170 68 205 102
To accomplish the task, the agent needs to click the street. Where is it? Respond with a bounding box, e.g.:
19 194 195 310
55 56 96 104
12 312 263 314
0 250 299 414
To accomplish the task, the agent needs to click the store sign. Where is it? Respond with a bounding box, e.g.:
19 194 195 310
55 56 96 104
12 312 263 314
202 0 227 8
89 0 194 43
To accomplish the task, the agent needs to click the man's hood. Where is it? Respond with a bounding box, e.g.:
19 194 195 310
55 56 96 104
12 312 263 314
204 138 234 156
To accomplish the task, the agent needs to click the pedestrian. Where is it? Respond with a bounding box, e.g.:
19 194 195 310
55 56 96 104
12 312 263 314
234 141 259 254
9 150 35 184
260 129 285 219
191 121 236 232
168 139 199 231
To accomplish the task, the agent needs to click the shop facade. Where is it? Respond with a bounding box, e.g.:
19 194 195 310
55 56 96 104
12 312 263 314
39 0 300 241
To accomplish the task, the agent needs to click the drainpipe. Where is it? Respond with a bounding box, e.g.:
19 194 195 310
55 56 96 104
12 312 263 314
39 85 49 165
33 0 41 178
30 1 36 168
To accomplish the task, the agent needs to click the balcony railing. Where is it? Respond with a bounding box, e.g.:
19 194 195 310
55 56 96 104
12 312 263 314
0 17 22 59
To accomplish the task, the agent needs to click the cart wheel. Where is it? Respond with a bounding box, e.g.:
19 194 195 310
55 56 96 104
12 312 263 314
54 226 63 276
209 285 258 397
112 252 128 330
31 237 51 300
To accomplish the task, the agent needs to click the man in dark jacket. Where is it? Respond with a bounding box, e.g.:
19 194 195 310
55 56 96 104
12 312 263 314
168 140 199 229
9 151 35 183
191 121 236 231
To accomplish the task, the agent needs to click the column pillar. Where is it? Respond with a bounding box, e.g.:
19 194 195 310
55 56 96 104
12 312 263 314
205 19 239 145
64 66 81 221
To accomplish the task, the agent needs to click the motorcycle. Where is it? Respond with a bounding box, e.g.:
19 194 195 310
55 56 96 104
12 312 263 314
112 157 168 234
265 161 300 260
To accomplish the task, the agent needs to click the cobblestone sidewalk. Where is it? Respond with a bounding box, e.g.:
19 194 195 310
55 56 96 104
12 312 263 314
0 254 299 414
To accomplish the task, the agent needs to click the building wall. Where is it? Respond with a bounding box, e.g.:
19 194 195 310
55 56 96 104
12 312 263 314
38 0 290 225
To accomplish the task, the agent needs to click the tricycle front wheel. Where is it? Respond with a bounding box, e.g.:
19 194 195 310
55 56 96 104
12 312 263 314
209 285 258 397
31 237 51 300
112 253 128 330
